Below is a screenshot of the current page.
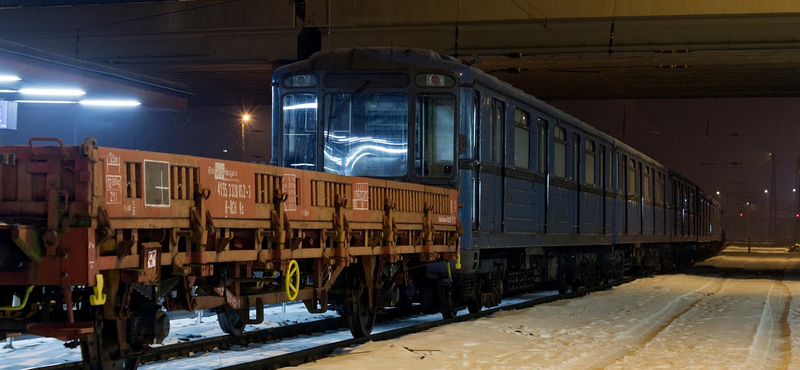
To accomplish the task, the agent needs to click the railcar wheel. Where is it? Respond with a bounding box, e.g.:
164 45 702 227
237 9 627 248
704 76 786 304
465 275 482 314
440 283 459 319
216 306 245 336
441 309 458 319
558 280 576 294
492 278 504 303
396 285 416 317
345 282 376 338
81 320 140 370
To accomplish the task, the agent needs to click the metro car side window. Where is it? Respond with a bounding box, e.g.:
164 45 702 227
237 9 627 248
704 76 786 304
513 108 530 169
554 126 566 179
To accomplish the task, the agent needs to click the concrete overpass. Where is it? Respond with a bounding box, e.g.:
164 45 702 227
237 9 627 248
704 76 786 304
1 1 800 105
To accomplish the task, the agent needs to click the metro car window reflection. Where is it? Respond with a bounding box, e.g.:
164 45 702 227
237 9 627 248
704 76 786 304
323 93 408 177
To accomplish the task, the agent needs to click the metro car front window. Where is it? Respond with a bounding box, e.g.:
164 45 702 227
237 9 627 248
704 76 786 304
415 94 455 177
282 94 318 170
323 93 408 177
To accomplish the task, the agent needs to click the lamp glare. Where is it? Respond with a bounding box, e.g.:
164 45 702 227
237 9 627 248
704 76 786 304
19 88 85 96
79 100 141 106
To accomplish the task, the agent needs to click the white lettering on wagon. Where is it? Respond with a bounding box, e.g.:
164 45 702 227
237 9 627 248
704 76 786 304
438 215 456 224
105 152 122 205
210 162 251 216
283 174 297 212
106 152 120 173
216 182 251 199
123 203 136 216
218 184 251 216
210 162 239 181
353 182 369 210
106 175 122 204
436 199 458 224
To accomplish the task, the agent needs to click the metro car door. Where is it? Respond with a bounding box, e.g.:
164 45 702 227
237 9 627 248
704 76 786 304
478 97 505 234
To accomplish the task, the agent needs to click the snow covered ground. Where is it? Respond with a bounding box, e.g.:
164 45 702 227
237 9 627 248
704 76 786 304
0 281 548 369
4 245 799 370
0 301 342 370
293 246 800 370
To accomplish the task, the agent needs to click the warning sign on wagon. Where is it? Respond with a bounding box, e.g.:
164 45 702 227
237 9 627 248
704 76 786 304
146 249 158 269
353 182 369 210
283 174 297 212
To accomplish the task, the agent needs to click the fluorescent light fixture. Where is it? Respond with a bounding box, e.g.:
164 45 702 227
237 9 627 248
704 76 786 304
0 76 20 82
79 100 141 106
0 89 17 93
19 88 85 96
15 100 77 104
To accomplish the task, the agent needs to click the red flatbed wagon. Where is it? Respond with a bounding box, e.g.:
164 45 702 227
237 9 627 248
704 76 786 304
0 137 460 369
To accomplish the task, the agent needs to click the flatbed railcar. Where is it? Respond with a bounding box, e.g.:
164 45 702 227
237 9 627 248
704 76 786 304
0 137 460 369
271 47 723 314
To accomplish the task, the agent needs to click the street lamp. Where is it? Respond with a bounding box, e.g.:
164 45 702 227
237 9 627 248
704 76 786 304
796 188 800 245
241 113 251 161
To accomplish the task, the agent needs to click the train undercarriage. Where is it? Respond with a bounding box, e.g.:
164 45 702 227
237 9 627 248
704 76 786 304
444 240 725 314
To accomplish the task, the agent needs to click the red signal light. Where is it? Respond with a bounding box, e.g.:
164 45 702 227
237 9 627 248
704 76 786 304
739 212 743 217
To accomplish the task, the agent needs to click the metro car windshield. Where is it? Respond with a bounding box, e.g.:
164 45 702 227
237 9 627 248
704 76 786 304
282 94 319 170
323 93 408 177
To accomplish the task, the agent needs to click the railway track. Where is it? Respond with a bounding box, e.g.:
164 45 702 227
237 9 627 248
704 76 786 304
30 276 635 370
35 315 347 370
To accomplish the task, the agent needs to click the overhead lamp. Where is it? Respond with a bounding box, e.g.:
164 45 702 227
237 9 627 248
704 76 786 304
0 76 21 82
0 89 17 93
79 100 141 107
15 100 77 104
19 88 85 96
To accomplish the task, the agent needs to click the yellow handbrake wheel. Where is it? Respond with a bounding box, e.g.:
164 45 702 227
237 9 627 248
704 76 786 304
285 259 300 301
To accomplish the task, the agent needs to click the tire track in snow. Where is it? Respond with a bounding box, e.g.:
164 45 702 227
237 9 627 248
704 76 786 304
739 255 768 270
743 278 792 370
554 276 727 370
